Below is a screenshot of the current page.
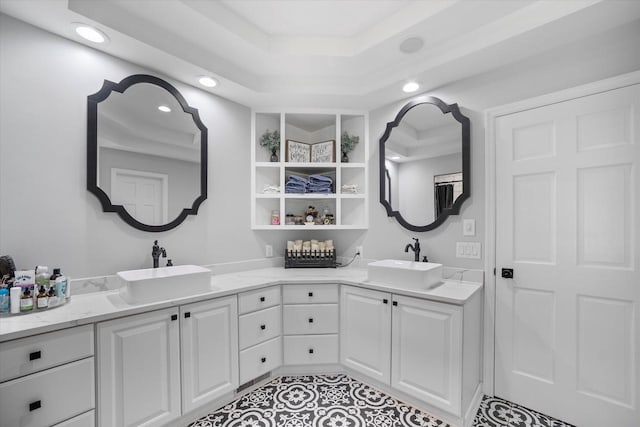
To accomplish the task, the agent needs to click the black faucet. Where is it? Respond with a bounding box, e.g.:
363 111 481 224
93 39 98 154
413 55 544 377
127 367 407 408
404 238 421 262
152 240 167 268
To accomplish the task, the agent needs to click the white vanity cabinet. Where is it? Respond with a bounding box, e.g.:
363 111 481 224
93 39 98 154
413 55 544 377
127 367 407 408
282 283 339 365
238 286 283 384
97 307 181 427
180 296 239 413
97 295 239 427
0 325 95 427
340 285 482 420
340 285 392 383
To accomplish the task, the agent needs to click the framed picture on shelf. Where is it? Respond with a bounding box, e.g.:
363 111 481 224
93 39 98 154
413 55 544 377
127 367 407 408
286 139 311 162
310 140 335 163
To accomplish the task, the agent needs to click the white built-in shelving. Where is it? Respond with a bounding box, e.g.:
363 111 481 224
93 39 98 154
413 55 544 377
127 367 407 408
251 110 368 230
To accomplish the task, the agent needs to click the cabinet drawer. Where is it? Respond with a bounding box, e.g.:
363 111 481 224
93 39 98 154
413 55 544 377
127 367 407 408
53 410 95 427
0 325 94 382
283 304 338 335
284 335 338 365
239 305 282 350
282 284 338 304
240 336 282 384
0 357 95 427
238 286 281 314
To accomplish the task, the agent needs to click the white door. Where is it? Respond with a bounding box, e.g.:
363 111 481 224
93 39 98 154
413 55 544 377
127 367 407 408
391 295 462 416
97 308 181 427
495 84 640 427
180 296 239 413
340 285 391 383
111 168 168 225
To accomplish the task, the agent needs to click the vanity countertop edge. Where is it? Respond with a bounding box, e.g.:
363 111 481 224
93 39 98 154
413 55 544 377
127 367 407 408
0 266 482 343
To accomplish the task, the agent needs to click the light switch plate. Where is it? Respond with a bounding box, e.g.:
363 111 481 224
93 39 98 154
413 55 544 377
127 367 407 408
456 241 481 259
463 219 475 236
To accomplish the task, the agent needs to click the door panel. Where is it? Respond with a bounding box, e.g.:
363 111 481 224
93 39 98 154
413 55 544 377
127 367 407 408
494 84 639 427
340 285 391 383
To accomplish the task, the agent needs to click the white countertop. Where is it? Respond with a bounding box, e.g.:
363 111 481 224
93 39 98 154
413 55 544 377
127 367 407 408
0 266 482 343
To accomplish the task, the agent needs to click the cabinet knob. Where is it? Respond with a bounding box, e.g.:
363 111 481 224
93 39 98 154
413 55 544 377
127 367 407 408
29 351 42 361
260 324 266 330
171 314 178 321
184 312 191 319
308 291 314 297
383 299 388 304
392 301 398 306
308 318 314 323
29 400 41 411
309 348 314 354
260 296 265 302
261 357 266 363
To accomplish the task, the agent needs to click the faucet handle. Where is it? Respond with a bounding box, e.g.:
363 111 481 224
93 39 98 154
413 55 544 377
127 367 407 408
166 259 173 267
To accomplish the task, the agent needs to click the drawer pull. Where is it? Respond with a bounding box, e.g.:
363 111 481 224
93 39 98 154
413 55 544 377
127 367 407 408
29 351 42 361
383 299 388 304
260 324 266 330
171 314 178 321
261 357 266 363
29 400 41 411
260 296 265 302
308 291 314 297
308 318 314 323
392 301 398 306
184 312 191 318
309 348 314 354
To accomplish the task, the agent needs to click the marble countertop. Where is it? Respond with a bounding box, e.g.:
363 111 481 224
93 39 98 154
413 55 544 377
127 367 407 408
0 266 482 343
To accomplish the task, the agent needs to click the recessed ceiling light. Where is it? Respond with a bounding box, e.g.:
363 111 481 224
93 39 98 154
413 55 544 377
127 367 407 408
391 156 401 160
74 24 108 44
198 76 218 88
399 37 424 54
158 105 171 113
402 82 420 93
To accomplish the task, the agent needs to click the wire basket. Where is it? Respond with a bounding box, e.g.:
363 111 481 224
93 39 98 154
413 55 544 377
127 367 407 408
284 249 336 268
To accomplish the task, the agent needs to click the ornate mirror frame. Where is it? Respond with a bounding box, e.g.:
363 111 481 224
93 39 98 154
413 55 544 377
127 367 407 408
379 95 470 232
87 74 208 232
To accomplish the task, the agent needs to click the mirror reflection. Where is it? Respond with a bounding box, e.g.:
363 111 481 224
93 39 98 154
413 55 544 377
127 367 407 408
380 96 469 232
88 74 207 232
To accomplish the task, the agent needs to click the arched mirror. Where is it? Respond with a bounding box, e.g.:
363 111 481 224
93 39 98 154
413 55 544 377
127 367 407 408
379 96 470 232
87 74 207 232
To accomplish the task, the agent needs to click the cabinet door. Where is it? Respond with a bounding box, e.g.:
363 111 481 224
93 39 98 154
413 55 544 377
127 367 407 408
97 308 181 427
180 296 239 413
340 285 391 383
391 295 463 416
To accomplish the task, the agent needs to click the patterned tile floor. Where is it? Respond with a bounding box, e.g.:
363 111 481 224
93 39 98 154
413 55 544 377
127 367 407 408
188 374 575 427
189 374 450 427
473 396 576 427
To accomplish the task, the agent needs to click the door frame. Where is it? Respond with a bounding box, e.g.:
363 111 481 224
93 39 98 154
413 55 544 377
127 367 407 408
482 69 640 396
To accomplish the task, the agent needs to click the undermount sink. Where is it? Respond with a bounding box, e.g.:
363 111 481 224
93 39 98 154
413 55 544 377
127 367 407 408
367 259 443 290
118 265 213 304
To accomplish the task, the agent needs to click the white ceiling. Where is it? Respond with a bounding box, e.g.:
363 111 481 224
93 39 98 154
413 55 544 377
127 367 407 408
1 0 639 109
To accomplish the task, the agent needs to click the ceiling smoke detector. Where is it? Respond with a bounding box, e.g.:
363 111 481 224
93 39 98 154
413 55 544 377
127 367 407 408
399 37 424 54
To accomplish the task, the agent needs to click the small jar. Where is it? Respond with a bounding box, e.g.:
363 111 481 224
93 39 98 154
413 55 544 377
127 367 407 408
271 210 280 225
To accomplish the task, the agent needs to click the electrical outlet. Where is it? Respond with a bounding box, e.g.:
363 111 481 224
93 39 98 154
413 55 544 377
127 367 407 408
355 246 363 257
265 245 273 258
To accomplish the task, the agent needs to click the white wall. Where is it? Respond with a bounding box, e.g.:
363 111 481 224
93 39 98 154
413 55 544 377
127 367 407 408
0 15 277 277
1 13 639 277
350 19 640 269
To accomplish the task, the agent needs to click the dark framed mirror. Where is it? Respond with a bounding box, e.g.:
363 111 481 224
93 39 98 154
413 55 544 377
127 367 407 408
87 74 208 232
379 96 470 232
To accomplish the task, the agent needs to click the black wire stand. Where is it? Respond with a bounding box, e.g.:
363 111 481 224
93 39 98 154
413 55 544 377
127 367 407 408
284 249 336 268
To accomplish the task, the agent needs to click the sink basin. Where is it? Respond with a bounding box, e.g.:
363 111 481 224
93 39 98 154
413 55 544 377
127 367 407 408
118 265 212 303
367 259 443 290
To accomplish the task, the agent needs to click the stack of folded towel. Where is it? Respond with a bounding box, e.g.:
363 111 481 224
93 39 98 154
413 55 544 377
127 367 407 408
341 183 359 194
285 174 334 194
285 175 308 193
308 174 333 193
